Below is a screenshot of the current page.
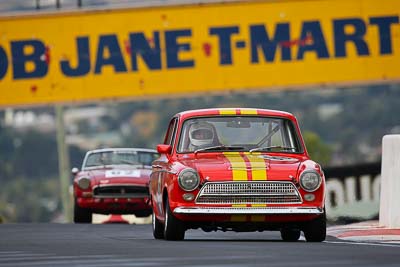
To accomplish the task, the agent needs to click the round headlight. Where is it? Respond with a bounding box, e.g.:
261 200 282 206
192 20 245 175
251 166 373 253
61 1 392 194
299 170 321 192
77 177 91 190
178 169 200 192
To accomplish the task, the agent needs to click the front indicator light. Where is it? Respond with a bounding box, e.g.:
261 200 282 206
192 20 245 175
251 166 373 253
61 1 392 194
183 193 195 201
82 192 93 198
304 193 315 202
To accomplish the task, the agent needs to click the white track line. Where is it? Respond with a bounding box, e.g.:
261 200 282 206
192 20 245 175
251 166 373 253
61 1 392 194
325 240 400 248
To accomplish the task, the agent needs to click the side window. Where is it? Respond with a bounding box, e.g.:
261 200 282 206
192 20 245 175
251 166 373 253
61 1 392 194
283 120 302 151
164 118 178 146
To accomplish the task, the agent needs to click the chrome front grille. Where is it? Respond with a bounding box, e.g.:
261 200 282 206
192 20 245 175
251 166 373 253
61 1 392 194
196 182 302 204
93 185 149 198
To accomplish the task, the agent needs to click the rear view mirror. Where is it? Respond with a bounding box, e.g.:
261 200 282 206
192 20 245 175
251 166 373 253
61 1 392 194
71 167 79 176
226 119 251 128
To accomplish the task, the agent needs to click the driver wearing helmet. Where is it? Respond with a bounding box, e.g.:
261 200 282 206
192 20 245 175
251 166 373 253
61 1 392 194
188 122 216 150
99 152 113 165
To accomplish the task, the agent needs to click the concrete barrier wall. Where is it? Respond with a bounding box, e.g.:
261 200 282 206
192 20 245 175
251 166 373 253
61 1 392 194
379 135 400 228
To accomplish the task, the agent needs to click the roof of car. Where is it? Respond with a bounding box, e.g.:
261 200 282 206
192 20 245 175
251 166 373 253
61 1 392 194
175 108 296 120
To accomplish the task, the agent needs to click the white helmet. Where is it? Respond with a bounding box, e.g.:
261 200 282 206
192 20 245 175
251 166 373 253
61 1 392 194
189 122 214 147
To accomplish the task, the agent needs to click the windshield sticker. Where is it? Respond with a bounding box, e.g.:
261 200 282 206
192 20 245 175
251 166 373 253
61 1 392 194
105 170 141 178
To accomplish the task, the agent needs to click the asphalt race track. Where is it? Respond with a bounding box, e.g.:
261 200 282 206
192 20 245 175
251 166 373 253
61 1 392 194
0 223 399 267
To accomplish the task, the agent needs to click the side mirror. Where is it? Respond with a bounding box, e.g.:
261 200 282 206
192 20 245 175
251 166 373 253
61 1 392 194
157 144 172 154
71 167 79 176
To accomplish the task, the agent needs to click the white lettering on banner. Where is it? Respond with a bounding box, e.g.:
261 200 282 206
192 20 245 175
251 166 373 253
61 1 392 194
360 175 371 201
345 177 357 204
326 179 345 211
326 175 380 220
373 175 381 202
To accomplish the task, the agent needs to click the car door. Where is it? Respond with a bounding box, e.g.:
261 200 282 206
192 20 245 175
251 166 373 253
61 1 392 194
151 117 178 217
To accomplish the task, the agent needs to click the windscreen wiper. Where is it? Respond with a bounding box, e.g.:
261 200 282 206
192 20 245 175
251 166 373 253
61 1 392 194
194 145 244 154
249 146 296 153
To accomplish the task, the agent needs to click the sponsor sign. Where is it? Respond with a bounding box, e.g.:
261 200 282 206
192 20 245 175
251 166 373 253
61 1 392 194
1 0 400 106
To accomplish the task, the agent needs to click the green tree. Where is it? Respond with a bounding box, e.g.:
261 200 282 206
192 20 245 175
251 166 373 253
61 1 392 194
0 178 60 222
303 131 333 166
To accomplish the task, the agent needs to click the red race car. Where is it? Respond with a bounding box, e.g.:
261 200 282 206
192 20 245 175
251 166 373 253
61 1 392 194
72 148 158 223
150 108 326 241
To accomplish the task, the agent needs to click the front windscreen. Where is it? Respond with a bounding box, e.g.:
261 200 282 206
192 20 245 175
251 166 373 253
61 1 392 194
84 150 158 169
177 116 302 153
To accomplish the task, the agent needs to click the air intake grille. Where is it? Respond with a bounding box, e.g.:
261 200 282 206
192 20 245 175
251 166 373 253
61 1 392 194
93 185 148 198
196 182 302 204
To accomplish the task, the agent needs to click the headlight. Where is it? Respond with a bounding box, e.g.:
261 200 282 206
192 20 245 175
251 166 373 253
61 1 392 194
77 177 91 190
299 170 321 192
178 169 200 192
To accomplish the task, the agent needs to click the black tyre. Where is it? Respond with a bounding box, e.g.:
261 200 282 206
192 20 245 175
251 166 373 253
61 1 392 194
73 201 92 223
280 228 301 242
152 209 164 239
303 210 326 242
163 198 185 241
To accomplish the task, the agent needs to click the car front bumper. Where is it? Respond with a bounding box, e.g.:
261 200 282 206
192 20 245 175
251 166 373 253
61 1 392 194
173 206 324 215
76 197 151 213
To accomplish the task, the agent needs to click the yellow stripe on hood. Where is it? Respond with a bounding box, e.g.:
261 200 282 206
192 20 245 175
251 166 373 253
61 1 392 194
245 152 268 221
246 152 268 181
224 152 247 221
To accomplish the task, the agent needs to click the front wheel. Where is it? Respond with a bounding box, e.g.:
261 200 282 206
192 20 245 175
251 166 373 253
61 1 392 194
152 210 164 239
303 210 326 242
164 198 185 241
73 200 92 223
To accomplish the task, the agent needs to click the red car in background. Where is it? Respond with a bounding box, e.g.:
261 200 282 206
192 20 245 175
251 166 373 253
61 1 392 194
150 108 326 241
72 148 158 223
